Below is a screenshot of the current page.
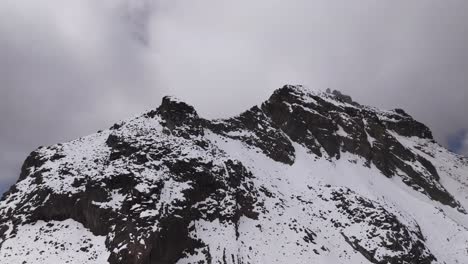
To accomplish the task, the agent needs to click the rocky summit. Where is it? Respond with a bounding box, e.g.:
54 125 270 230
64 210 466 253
0 85 467 264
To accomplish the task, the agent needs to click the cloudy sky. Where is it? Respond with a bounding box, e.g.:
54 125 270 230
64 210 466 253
1 0 467 194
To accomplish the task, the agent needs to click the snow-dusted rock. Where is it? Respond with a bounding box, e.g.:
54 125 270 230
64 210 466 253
1 85 467 264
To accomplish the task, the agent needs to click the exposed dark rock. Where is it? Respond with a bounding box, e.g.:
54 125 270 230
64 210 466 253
18 149 48 182
0 85 464 263
331 89 355 105
326 188 436 264
205 106 296 164
253 86 458 208
150 96 204 139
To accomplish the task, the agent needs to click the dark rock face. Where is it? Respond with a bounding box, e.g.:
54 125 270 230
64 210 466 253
262 86 343 158
258 86 459 208
331 89 356 105
149 96 205 139
102 123 258 263
18 148 50 182
323 188 436 264
0 85 464 263
0 100 260 264
205 106 296 164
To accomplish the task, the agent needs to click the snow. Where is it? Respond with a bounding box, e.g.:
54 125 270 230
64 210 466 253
93 189 126 210
0 219 109 264
335 125 349 138
1 86 468 263
201 130 468 264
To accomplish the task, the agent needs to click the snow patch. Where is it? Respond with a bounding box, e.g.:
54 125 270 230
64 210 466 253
0 219 109 264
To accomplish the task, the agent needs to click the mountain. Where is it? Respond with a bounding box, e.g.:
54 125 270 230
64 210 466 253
0 85 467 264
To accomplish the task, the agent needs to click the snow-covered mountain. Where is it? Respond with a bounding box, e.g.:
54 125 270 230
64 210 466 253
1 85 467 264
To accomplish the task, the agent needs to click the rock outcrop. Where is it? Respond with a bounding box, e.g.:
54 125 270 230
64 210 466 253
1 85 467 264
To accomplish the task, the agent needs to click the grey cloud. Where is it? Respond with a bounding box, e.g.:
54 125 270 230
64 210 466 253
461 134 468 156
0 0 162 192
1 0 467 193
147 1 468 132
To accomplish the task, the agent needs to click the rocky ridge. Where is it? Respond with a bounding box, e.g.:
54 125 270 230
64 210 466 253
0 85 467 264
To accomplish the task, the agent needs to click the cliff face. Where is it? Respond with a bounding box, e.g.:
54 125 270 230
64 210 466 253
1 85 467 264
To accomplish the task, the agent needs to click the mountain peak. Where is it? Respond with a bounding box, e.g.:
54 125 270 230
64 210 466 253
149 95 198 119
145 96 202 139
1 85 467 264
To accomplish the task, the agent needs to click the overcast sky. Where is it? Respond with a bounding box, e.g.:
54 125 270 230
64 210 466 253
1 0 467 194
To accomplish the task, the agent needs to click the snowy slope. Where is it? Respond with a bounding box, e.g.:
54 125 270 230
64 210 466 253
0 85 467 264
0 219 109 264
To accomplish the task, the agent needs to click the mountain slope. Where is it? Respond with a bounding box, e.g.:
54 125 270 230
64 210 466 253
1 85 467 264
